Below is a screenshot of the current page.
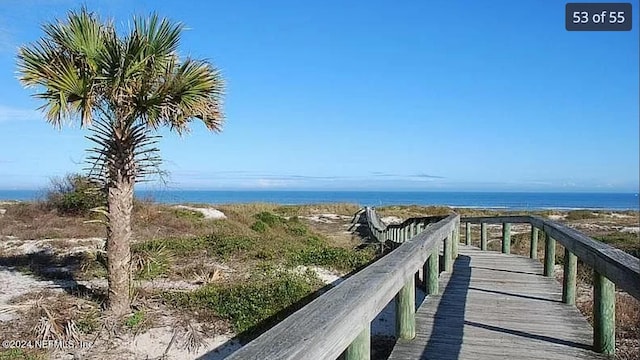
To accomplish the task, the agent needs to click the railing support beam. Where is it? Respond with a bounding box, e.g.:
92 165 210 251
465 222 471 246
593 272 615 355
530 226 539 259
544 233 556 277
396 277 416 340
425 248 439 295
452 228 459 259
562 248 577 305
443 234 453 272
502 222 511 254
345 325 370 360
480 223 487 251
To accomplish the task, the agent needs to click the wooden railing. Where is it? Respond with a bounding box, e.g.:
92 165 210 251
462 215 640 356
227 209 460 360
363 206 447 244
226 210 639 359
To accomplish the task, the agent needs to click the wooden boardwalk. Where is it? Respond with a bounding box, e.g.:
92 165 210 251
388 245 607 360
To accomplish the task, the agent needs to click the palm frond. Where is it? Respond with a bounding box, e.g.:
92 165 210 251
41 7 107 71
134 13 182 60
148 58 225 133
17 7 105 127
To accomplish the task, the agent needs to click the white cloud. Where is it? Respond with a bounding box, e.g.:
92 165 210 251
255 179 296 188
0 105 40 122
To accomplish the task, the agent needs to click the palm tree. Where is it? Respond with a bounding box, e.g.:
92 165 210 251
17 8 224 316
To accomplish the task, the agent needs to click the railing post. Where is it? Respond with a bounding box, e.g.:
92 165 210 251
452 228 459 259
425 248 439 295
443 234 453 272
593 271 615 355
530 226 539 259
480 223 487 251
543 232 556 277
465 222 471 246
345 324 370 360
396 276 416 340
502 222 511 254
562 248 577 305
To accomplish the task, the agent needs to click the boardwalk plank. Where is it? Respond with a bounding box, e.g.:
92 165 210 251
388 246 607 360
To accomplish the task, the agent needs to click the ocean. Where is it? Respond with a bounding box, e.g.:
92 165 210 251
0 190 638 211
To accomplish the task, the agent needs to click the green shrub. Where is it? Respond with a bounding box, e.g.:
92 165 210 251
566 210 599 221
165 270 322 334
133 234 258 260
254 211 285 227
286 225 308 236
131 241 172 279
208 235 256 258
288 244 375 272
44 173 106 215
125 310 145 329
173 208 205 221
251 220 268 233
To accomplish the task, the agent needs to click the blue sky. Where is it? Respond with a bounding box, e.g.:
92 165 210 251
0 0 638 192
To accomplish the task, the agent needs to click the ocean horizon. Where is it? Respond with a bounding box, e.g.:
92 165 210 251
0 189 638 211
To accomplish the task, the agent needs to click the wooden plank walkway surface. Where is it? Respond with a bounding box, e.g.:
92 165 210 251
388 245 607 360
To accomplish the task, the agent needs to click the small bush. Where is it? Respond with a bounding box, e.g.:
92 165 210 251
288 243 375 272
286 224 308 236
131 242 172 279
208 235 256 258
173 208 205 221
251 220 268 233
44 174 105 215
165 270 322 334
135 234 258 260
254 211 286 227
566 210 599 221
125 310 145 329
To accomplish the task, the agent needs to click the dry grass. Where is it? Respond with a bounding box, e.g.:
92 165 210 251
273 203 361 217
376 205 453 219
0 202 104 240
0 290 99 359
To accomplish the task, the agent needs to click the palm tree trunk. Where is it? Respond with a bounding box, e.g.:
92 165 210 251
106 172 134 316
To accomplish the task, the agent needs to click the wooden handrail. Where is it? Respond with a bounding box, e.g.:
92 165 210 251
362 206 446 244
462 215 639 356
462 215 640 300
227 212 460 360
